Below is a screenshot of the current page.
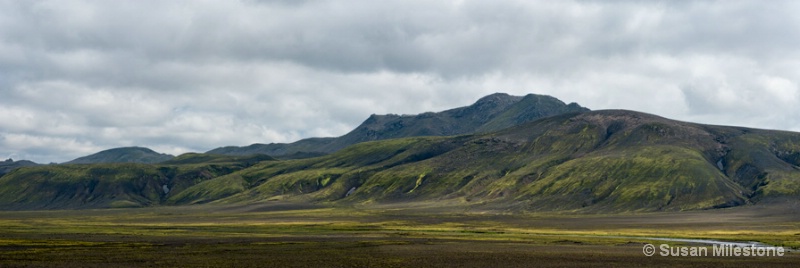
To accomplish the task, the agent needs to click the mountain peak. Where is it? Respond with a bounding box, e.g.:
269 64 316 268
474 92 523 105
473 93 589 133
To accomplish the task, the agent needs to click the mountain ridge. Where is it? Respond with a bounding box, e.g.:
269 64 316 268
207 93 589 158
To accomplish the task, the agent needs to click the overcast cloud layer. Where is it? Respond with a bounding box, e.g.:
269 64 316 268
1 0 799 163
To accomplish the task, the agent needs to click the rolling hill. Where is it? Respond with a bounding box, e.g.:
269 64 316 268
66 147 175 164
207 93 589 158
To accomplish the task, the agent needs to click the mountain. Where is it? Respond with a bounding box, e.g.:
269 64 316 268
66 147 175 164
3 97 800 212
0 159 39 177
176 110 800 212
0 153 274 209
207 93 589 158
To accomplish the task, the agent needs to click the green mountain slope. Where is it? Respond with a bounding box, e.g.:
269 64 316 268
179 110 800 212
207 93 589 158
0 154 274 209
66 147 175 164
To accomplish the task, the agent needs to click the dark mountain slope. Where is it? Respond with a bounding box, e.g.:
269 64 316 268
161 153 275 165
0 159 39 177
207 138 333 160
179 110 800 212
475 94 589 133
207 93 589 158
66 147 174 164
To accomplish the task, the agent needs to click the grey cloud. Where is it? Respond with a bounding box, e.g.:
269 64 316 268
4 1 796 80
0 0 798 163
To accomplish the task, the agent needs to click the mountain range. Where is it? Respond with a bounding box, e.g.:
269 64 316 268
1 93 799 212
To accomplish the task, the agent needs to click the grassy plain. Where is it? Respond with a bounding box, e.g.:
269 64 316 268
1 202 799 267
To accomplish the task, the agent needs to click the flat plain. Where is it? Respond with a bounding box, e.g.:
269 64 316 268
1 202 799 267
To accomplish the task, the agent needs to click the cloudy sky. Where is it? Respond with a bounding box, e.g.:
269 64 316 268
1 0 799 163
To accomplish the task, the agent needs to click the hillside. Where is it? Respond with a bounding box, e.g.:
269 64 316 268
66 147 175 164
0 154 274 209
207 93 589 158
178 110 800 212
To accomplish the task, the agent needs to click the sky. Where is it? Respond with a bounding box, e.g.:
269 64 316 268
1 0 799 163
